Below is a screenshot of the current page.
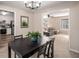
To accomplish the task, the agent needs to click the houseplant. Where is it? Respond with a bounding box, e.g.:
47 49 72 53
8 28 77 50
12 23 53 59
27 32 41 43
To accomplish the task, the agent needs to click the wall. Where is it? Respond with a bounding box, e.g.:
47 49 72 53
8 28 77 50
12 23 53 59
48 16 69 34
0 5 33 37
70 4 79 53
48 17 60 30
32 12 43 34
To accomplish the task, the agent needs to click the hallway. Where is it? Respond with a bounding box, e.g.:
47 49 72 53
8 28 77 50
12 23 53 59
54 34 79 58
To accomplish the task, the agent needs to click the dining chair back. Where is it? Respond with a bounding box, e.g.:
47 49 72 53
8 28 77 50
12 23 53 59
37 38 55 58
14 35 23 58
14 35 23 40
47 38 55 58
37 41 49 58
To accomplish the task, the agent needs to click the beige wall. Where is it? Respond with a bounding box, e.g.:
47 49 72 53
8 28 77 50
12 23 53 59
32 12 43 33
48 17 60 30
0 5 33 37
70 4 79 53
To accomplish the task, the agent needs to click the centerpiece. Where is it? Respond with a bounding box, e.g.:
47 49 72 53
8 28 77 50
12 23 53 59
27 32 41 44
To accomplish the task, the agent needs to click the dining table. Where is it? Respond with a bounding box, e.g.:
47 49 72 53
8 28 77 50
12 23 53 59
8 36 54 58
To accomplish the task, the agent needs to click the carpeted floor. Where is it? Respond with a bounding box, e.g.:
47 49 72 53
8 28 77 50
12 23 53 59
0 34 79 58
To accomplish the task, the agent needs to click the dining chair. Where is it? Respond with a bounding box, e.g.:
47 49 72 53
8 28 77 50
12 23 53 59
47 38 55 58
37 41 50 58
14 35 23 40
37 38 55 58
14 35 23 58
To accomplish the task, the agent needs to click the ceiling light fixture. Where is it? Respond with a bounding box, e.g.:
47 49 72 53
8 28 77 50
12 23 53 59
24 1 41 9
1 11 7 15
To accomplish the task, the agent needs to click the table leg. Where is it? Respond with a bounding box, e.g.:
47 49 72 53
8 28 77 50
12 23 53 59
8 43 11 58
51 44 54 58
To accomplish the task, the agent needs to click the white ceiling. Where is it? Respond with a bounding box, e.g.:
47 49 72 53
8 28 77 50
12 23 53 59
0 1 67 11
0 1 79 12
49 9 70 17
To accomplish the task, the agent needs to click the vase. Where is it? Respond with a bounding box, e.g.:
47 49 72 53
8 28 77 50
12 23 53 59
31 37 38 44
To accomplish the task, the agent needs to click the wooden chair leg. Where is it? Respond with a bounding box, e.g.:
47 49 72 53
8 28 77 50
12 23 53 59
51 45 54 58
44 54 46 58
8 43 11 58
15 52 16 58
37 53 40 58
48 43 51 58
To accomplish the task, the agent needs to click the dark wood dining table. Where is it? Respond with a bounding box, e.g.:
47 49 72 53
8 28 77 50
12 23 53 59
8 36 53 58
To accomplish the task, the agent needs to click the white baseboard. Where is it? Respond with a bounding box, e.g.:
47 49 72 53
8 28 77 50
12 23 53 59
70 48 79 54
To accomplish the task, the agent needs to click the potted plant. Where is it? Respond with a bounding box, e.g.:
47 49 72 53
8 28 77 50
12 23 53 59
27 32 41 43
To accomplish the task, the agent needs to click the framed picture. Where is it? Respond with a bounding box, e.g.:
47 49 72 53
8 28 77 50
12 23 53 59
20 16 29 28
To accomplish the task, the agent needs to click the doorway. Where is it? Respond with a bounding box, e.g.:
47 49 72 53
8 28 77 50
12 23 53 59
0 10 14 47
42 9 70 36
42 9 71 57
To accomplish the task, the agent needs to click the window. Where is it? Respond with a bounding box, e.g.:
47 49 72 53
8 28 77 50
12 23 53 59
61 19 69 29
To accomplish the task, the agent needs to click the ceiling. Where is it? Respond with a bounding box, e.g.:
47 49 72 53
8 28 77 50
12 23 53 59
49 9 70 17
0 1 58 11
0 1 79 12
